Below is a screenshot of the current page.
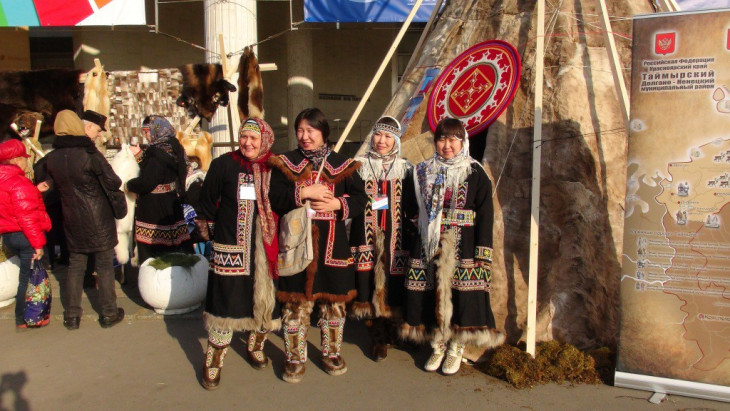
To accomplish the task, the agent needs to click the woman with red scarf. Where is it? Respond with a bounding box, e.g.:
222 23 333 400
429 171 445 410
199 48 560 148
198 118 281 390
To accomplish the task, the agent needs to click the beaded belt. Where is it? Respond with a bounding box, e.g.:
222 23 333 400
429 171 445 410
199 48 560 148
441 209 475 227
311 211 337 221
151 182 177 194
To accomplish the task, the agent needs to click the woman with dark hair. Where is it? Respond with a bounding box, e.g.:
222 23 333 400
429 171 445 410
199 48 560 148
401 117 503 375
126 116 192 263
198 118 281 390
349 116 414 361
268 107 368 383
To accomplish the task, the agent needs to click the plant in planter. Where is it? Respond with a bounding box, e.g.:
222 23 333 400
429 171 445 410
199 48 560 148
0 244 20 308
138 253 208 315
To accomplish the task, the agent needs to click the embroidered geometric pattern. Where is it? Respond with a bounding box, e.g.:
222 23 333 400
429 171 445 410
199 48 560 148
389 179 405 274
456 182 468 208
475 246 493 263
324 220 353 267
211 243 249 276
135 220 190 246
284 325 307 363
319 318 344 358
441 209 475 226
451 267 491 292
352 244 375 271
391 250 409 275
150 181 176 194
324 158 355 176
208 328 233 347
236 172 255 273
406 267 432 291
280 155 308 173
339 196 350 220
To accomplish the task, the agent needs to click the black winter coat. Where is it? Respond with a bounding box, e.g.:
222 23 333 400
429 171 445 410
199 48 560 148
43 135 121 253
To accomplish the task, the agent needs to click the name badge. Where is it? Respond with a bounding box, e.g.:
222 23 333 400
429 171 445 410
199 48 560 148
239 184 257 200
372 195 388 210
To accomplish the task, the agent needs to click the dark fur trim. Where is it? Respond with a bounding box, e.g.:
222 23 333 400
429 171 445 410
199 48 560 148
304 223 320 299
371 226 392 318
399 323 429 344
237 47 264 122
349 301 374 320
268 155 361 185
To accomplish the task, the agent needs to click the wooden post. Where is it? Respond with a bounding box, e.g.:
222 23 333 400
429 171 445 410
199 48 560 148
597 0 630 129
526 0 545 359
333 0 426 152
184 116 201 135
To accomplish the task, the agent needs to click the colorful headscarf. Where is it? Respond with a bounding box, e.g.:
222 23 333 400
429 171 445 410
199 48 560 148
358 116 405 182
237 118 279 278
415 125 478 262
142 115 188 197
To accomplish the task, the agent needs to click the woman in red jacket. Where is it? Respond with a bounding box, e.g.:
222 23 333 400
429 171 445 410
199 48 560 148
0 139 52 329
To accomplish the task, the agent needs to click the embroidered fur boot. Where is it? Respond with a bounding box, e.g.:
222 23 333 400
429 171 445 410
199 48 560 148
283 324 308 383
320 317 347 376
246 330 269 370
201 342 230 390
442 340 465 375
424 340 446 372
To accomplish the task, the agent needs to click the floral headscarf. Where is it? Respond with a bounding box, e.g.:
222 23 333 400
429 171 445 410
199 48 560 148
142 115 188 197
237 118 279 278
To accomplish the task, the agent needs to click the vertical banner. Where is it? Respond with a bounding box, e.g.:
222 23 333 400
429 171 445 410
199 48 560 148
616 9 730 402
304 0 437 23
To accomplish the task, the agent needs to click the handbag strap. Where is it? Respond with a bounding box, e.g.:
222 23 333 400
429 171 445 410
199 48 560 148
304 153 329 210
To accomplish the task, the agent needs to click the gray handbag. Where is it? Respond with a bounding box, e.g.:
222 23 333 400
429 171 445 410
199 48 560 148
277 156 327 276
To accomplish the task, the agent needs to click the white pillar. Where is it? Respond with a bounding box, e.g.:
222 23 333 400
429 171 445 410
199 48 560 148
204 0 257 158
286 29 314 150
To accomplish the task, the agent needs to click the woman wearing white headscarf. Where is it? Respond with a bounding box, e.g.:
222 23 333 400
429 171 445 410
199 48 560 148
349 116 414 361
401 117 504 375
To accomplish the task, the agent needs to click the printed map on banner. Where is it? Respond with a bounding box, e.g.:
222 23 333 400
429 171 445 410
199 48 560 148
618 9 730 388
0 0 145 27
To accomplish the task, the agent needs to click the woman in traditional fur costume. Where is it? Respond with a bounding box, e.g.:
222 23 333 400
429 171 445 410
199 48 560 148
349 116 414 361
268 108 368 383
198 118 281 390
401 118 504 375
126 116 192 263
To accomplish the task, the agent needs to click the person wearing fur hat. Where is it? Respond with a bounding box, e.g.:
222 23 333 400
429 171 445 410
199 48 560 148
0 139 51 329
349 116 415 361
268 108 368 383
197 118 281 390
42 110 125 330
401 117 504 375
126 116 193 264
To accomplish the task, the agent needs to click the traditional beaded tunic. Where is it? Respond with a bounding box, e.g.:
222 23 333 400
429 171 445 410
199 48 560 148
126 145 191 262
199 151 280 331
349 157 414 319
268 150 368 304
402 162 503 347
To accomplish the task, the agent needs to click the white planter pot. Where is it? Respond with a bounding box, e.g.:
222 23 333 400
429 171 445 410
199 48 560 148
0 256 20 308
137 254 208 315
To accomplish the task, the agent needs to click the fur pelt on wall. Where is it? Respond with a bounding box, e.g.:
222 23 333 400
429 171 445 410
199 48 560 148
110 144 140 264
0 69 83 136
176 64 236 121
83 61 111 150
237 47 264 122
0 103 23 144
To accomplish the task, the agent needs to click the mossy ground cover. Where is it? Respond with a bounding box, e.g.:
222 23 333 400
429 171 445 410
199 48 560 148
477 341 609 389
148 253 201 270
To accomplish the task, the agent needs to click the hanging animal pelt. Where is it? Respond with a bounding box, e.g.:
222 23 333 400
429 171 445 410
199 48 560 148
237 47 264 121
110 144 140 264
176 64 236 121
0 69 83 135
83 61 111 150
0 103 23 144
177 129 213 172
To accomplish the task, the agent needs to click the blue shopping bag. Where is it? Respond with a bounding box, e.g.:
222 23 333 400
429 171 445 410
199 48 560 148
24 261 52 327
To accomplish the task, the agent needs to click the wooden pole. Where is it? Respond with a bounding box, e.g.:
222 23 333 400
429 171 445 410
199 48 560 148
526 0 545 358
333 0 426 152
597 0 630 129
401 0 443 81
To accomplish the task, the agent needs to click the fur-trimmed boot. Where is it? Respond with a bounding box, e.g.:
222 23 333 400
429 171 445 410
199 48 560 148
320 317 347 375
424 340 446 372
201 328 232 390
247 330 269 370
441 340 465 375
367 318 389 362
283 324 308 383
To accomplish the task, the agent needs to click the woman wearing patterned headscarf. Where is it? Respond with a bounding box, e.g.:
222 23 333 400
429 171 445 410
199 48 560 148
349 116 414 361
401 117 504 375
126 115 192 264
197 118 281 390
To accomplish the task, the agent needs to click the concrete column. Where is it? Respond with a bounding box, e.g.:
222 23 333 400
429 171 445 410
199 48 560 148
204 0 257 157
286 29 313 150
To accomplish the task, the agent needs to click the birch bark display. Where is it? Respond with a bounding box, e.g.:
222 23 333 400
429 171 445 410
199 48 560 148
371 0 654 350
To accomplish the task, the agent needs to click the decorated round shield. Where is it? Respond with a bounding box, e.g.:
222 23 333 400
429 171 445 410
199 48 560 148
427 40 521 135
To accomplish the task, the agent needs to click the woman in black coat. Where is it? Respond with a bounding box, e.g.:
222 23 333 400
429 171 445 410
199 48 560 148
126 116 192 263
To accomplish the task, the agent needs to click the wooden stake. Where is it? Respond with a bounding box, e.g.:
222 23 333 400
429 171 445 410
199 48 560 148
184 115 201 135
598 0 630 129
333 0 426 152
526 0 545 359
